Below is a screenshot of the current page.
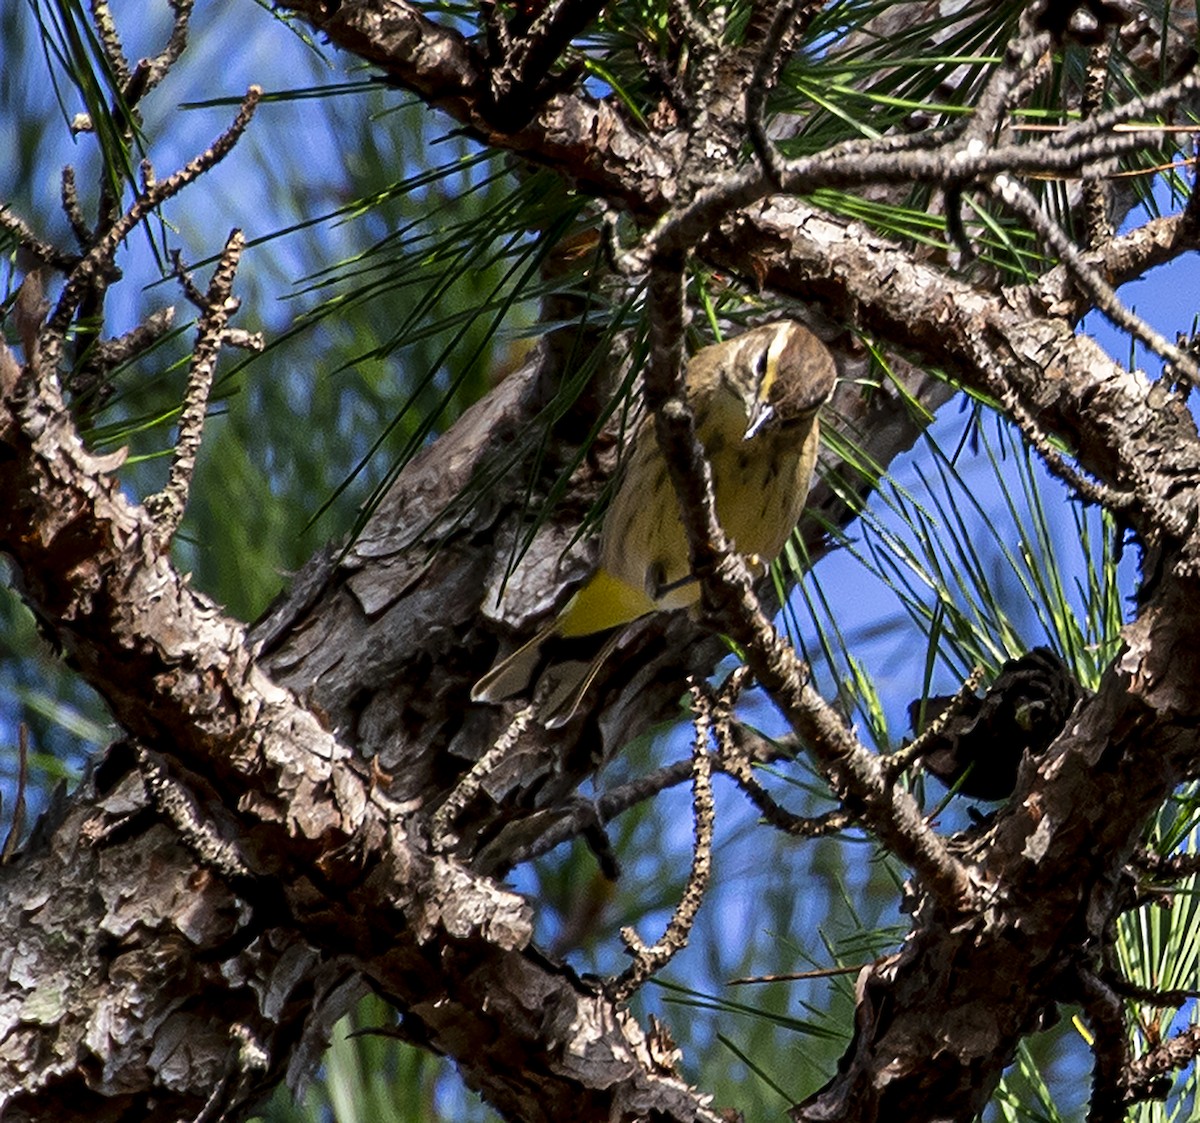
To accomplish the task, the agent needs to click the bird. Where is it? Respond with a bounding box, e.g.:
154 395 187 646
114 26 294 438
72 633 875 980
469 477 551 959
472 319 838 726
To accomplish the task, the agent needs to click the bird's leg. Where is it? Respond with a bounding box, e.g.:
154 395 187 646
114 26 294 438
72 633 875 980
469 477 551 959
646 560 696 601
649 553 767 603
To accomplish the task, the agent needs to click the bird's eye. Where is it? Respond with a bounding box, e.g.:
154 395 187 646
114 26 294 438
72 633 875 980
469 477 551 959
755 350 769 379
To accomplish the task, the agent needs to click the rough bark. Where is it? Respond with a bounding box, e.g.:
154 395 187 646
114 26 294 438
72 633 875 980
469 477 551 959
5 1 1200 1122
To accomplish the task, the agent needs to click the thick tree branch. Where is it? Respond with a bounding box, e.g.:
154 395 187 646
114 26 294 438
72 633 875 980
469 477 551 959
704 199 1200 552
0 329 721 1122
282 0 679 214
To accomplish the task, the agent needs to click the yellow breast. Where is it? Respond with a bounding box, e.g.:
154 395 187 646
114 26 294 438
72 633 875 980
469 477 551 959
557 400 819 639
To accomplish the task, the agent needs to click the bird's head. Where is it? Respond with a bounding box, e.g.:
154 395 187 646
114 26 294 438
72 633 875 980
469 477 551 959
726 321 838 440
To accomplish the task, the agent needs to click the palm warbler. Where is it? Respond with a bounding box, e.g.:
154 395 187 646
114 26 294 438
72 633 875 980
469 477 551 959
473 320 837 724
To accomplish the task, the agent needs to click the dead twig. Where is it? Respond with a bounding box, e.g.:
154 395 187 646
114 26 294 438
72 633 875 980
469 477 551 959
145 229 251 547
609 675 718 1001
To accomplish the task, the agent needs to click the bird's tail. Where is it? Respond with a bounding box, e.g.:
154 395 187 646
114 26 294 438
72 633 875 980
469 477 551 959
470 619 560 703
539 630 624 728
471 621 627 726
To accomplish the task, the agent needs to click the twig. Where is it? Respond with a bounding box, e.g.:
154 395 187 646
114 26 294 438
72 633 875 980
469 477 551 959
961 10 1051 148
512 757 698 865
708 668 851 839
712 678 855 838
89 0 132 86
719 750 853 838
140 0 194 96
1074 967 1130 1123
990 172 1200 389
85 0 193 240
514 713 842 863
1085 211 1200 298
671 0 730 176
1104 971 1200 1010
0 204 80 272
483 0 600 130
59 167 94 251
71 306 177 405
972 352 1140 515
94 306 178 369
220 327 264 352
886 665 986 778
609 677 717 1001
40 86 262 375
0 725 29 864
171 248 208 307
1081 37 1115 248
430 703 535 848
666 0 718 54
642 252 730 568
480 0 512 81
145 230 246 547
1133 846 1200 880
1121 1024 1200 1106
640 257 972 911
939 14 1051 261
745 0 802 188
133 742 254 887
637 54 1200 263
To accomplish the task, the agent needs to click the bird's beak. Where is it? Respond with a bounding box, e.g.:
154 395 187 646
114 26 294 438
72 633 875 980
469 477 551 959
744 326 789 440
744 399 775 440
